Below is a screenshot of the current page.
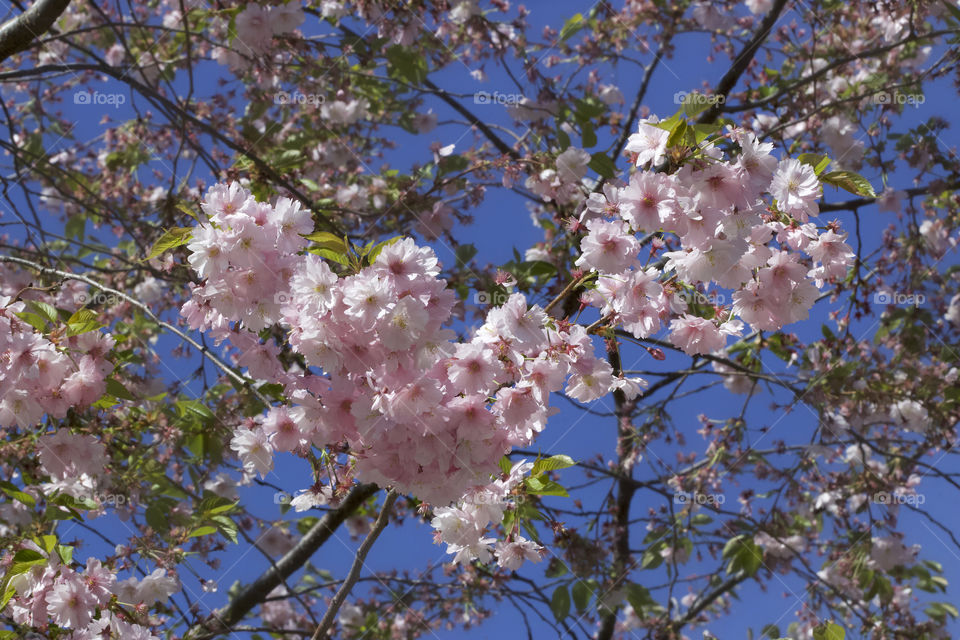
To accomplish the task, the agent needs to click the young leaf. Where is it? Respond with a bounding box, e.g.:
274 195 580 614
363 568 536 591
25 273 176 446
821 170 876 198
551 585 570 621
812 622 845 640
531 455 576 476
145 227 192 261
588 153 616 179
560 13 585 41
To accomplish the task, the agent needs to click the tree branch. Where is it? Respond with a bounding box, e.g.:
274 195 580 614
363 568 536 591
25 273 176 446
185 483 380 640
697 0 789 124
0 0 71 63
310 489 398 640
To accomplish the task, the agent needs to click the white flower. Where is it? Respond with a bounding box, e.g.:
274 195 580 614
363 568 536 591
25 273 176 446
890 399 929 433
495 537 543 570
230 427 275 478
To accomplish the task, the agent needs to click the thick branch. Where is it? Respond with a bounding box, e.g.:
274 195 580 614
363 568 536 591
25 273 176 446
0 0 71 63
697 0 789 124
185 483 379 640
597 345 638 640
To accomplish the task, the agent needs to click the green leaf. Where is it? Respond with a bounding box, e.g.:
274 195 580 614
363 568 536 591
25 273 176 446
550 585 571 621
822 170 876 198
692 123 721 144
207 501 239 515
56 544 73 565
812 622 845 640
588 152 617 179
145 227 192 261
386 45 428 85
11 549 45 564
15 312 48 332
0 480 35 508
36 535 57 554
455 243 478 267
926 601 959 621
723 535 763 576
531 455 576 476
367 236 402 263
581 122 597 148
943 0 960 22
307 247 351 266
498 456 513 476
176 201 200 221
797 153 831 175
625 583 654 618
106 377 136 401
559 13 585 41
524 477 569 497
189 526 218 538
302 231 349 253
176 399 215 421
145 504 170 533
666 119 689 148
544 558 568 578
65 215 85 240
680 95 712 119
572 580 592 612
66 308 104 336
26 300 58 323
212 515 239 543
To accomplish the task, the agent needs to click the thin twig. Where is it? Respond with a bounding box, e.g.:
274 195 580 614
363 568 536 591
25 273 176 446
311 489 399 640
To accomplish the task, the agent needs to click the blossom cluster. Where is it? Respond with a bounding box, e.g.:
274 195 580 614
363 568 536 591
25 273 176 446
0 295 114 429
234 3 304 55
579 122 856 355
184 183 641 504
6 543 178 638
38 429 109 504
430 459 544 569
